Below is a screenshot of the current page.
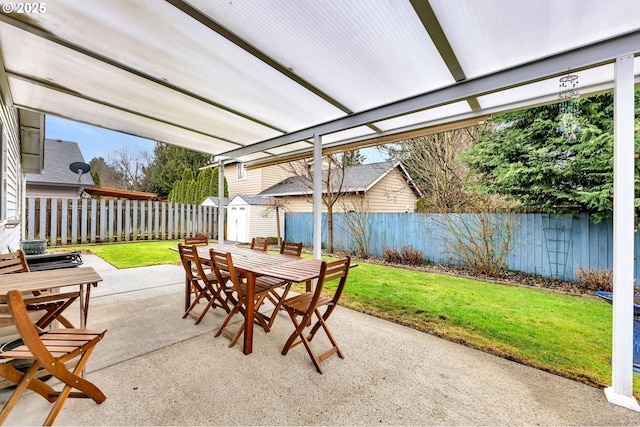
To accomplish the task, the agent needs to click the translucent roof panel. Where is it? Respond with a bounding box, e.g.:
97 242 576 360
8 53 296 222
193 0 456 111
431 0 640 79
0 25 281 146
0 0 638 163
9 78 236 154
15 0 346 133
374 102 473 132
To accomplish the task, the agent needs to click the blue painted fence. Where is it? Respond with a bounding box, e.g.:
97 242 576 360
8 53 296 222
284 212 621 282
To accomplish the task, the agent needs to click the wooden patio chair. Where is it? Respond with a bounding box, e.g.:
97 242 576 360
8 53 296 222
256 241 304 330
178 244 229 324
250 237 269 252
183 236 210 293
211 250 280 347
0 290 106 426
0 250 78 329
281 256 351 374
184 235 209 246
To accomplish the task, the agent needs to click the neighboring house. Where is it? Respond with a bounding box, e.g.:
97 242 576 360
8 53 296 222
25 139 95 199
226 195 283 243
224 162 295 199
258 161 421 213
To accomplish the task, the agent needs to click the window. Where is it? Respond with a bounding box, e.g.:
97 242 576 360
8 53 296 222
237 162 247 181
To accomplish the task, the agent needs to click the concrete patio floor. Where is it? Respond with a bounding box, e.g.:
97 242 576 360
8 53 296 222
3 254 640 425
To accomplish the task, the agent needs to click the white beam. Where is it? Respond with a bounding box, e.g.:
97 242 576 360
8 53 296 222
217 160 225 243
313 133 322 260
605 54 640 411
219 30 640 160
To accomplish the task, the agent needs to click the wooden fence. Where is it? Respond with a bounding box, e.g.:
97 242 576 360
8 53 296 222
284 212 622 282
25 197 219 245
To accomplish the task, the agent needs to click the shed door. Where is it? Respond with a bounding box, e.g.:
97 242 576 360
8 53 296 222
228 206 248 243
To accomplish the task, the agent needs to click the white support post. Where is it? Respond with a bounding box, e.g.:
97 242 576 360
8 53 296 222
218 161 225 243
606 54 640 411
313 133 322 260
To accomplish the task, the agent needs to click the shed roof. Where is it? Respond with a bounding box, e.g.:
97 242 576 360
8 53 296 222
1 1 638 166
229 195 275 206
202 196 231 207
25 139 95 188
259 160 420 197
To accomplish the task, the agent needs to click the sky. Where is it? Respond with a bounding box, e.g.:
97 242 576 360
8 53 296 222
45 116 156 163
45 115 386 164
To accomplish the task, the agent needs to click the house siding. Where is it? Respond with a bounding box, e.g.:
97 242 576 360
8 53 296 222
277 169 417 213
0 105 24 252
226 163 295 198
363 169 418 213
26 185 79 199
226 163 262 198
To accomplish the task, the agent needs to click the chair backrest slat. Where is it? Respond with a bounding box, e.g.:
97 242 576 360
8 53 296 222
280 241 303 257
250 237 269 252
317 257 351 306
184 236 208 246
0 250 30 275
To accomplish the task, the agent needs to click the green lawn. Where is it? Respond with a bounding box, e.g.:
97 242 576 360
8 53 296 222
61 241 183 268
60 240 635 395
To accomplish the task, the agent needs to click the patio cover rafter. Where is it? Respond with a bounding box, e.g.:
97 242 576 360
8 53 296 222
217 28 640 161
165 0 382 135
0 12 286 137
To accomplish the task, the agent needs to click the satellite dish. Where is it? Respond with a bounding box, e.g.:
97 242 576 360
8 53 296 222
69 162 91 182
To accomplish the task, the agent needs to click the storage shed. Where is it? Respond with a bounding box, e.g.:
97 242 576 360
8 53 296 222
226 195 283 244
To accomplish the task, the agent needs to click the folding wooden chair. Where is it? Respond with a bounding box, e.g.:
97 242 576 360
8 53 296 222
0 250 78 329
178 244 229 324
0 290 106 426
211 250 280 347
250 237 269 252
281 256 351 374
184 235 210 283
256 241 304 330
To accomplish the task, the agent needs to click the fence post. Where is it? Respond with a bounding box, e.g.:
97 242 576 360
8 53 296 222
81 199 88 244
90 199 97 243
71 199 78 244
125 199 131 241
133 200 138 240
147 201 153 240
116 199 123 241
39 197 47 241
154 201 160 240
48 198 57 246
61 198 68 244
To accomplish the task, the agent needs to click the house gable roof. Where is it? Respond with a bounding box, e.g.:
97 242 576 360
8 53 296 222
25 139 95 188
259 161 421 197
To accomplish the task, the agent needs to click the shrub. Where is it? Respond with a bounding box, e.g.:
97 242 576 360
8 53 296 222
576 267 613 292
383 247 403 264
400 245 424 266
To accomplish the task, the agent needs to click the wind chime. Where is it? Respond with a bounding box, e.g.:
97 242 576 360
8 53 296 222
557 74 581 139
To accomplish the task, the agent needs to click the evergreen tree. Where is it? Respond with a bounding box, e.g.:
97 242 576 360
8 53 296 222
463 90 640 222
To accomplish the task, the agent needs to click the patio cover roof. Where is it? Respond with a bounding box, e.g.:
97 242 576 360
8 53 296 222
2 1 640 413
0 0 638 166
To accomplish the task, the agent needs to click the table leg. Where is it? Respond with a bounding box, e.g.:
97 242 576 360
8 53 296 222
79 284 86 329
184 261 191 312
82 282 96 328
243 272 255 355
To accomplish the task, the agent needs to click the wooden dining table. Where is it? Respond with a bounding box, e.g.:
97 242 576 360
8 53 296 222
0 267 102 329
194 244 323 355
